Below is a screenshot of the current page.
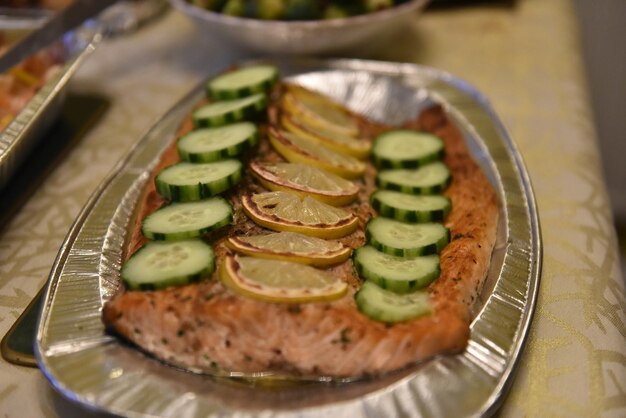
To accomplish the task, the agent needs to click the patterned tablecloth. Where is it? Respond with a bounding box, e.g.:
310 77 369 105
1 0 624 416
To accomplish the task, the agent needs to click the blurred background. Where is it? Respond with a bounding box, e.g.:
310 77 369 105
573 0 626 280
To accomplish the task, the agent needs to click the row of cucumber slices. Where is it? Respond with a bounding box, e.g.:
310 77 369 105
121 65 280 290
353 126 453 323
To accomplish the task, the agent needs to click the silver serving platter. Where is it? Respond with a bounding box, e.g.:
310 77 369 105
36 59 542 418
0 22 99 191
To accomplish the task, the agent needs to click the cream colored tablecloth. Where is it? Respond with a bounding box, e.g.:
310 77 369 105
1 0 625 416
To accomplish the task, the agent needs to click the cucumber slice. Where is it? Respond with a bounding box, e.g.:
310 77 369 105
371 190 451 223
155 160 242 202
177 122 258 163
354 246 440 293
355 281 432 323
366 217 450 257
192 94 267 127
207 65 279 100
376 162 451 194
142 198 233 240
121 239 215 290
372 130 444 169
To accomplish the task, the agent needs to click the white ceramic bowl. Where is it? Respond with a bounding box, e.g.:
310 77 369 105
168 0 429 56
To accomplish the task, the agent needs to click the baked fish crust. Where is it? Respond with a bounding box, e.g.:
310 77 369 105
102 98 499 378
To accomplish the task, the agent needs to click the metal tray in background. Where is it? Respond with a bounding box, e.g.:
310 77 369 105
0 22 99 191
35 58 542 418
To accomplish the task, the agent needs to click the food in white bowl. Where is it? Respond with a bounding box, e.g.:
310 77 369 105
187 0 412 20
169 0 430 55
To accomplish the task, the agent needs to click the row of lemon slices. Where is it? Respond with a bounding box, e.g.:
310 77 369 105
219 72 455 321
220 79 372 303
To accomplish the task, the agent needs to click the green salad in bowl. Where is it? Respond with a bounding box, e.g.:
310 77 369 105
188 0 411 20
170 0 428 55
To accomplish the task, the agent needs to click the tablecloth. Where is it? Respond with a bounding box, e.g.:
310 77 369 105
1 0 624 416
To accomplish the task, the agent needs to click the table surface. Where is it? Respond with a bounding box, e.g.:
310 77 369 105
1 0 625 417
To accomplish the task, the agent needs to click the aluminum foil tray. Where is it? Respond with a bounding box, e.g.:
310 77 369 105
35 58 542 418
0 24 99 191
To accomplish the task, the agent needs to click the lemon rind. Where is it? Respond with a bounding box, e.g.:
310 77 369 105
249 161 359 207
282 85 360 137
268 128 365 180
219 255 348 303
280 112 371 160
225 236 352 267
241 195 360 239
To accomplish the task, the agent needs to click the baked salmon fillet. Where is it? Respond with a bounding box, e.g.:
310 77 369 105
102 83 499 378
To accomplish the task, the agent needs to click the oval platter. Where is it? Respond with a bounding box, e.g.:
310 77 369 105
35 58 542 418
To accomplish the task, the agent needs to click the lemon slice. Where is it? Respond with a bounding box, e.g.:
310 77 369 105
281 111 371 159
282 84 360 137
268 127 365 179
226 231 352 266
241 191 359 239
220 255 348 303
249 161 359 206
